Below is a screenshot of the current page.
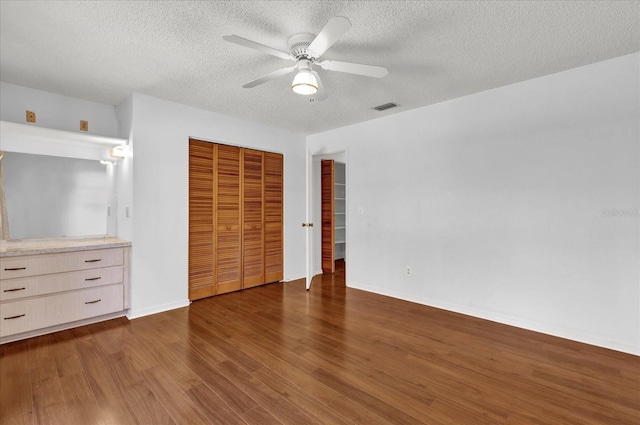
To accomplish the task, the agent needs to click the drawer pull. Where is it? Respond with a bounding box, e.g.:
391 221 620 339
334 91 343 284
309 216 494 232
85 277 102 281
85 259 102 263
4 314 25 320
3 287 26 292
4 267 26 271
85 299 102 304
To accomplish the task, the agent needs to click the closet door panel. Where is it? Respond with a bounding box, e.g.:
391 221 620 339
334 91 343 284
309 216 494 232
188 140 215 300
264 152 284 282
321 159 335 274
242 149 264 288
215 145 242 294
189 142 284 299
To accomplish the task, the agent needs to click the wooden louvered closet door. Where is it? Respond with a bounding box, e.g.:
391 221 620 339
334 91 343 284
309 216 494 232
215 144 242 294
189 140 284 300
264 152 284 283
241 149 264 288
188 140 215 300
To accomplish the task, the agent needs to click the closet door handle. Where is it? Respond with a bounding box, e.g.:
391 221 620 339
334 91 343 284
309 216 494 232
85 299 102 304
4 314 25 320
85 259 102 263
4 267 26 271
3 287 26 292
302 223 314 227
85 277 101 281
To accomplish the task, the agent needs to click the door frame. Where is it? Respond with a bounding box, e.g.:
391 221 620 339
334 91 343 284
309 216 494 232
305 148 348 290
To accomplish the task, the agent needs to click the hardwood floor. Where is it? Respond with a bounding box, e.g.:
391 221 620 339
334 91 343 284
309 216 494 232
1 261 639 424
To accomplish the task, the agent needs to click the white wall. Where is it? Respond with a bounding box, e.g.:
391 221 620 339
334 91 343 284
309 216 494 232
0 82 118 136
128 93 307 318
115 96 134 243
307 53 640 355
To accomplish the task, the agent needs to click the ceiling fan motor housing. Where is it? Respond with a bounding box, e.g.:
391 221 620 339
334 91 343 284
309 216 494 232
288 34 316 59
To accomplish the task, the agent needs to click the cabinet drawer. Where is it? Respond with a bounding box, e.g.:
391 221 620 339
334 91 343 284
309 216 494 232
0 284 124 337
1 249 124 279
72 284 124 323
0 267 124 301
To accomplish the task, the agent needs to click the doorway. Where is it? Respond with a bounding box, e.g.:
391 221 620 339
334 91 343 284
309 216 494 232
310 151 347 284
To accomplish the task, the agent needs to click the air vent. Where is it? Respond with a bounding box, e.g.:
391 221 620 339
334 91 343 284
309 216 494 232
373 102 398 111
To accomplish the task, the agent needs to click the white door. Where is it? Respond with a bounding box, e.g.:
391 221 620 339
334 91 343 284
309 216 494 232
305 147 314 290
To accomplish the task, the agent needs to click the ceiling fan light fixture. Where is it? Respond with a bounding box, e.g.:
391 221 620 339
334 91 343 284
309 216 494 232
291 70 318 95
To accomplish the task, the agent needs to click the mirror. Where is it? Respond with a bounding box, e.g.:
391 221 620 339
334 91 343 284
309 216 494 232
1 152 116 240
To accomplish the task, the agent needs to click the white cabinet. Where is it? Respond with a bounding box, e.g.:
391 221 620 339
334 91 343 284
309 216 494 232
0 239 130 343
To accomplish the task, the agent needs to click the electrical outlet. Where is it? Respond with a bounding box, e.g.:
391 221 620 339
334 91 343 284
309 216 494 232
26 110 36 123
405 266 412 277
80 120 88 131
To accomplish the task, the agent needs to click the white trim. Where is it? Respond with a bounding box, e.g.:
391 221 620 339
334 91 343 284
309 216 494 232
284 275 306 282
348 281 640 356
127 299 190 320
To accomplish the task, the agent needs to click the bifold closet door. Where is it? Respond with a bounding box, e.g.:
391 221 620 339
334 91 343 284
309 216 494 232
188 140 215 300
264 152 284 283
321 159 335 274
242 149 264 288
215 144 242 294
189 141 284 300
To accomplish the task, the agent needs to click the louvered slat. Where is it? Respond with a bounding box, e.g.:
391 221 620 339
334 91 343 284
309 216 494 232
264 152 283 282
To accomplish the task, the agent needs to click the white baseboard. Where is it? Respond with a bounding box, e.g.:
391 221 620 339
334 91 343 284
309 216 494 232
284 271 324 283
284 275 306 282
127 299 191 320
347 281 639 357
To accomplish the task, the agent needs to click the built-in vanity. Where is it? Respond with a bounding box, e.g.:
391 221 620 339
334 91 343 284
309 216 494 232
0 237 131 343
0 121 132 343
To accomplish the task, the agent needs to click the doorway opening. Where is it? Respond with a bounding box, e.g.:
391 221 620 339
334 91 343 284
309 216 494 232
310 151 347 284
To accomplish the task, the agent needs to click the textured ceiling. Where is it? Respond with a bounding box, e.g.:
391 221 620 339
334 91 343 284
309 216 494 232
1 1 639 135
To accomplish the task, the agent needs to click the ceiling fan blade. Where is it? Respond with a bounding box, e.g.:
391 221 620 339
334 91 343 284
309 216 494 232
222 34 293 61
319 60 388 78
307 16 351 59
309 71 328 101
243 67 295 88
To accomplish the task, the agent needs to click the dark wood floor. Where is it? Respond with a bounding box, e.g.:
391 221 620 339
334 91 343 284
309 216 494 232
1 261 639 424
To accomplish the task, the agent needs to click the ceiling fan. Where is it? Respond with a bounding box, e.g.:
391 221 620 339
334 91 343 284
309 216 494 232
222 16 388 101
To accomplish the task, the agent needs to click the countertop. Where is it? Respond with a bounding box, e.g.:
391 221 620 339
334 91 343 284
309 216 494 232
0 235 131 257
